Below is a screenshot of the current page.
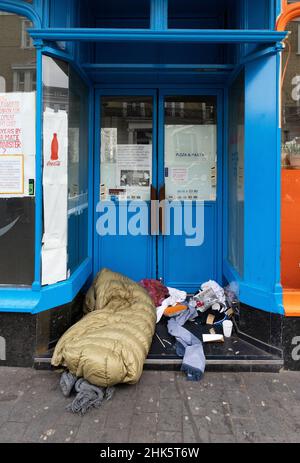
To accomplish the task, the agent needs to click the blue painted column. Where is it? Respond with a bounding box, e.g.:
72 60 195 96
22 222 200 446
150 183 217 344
243 52 283 313
150 0 168 30
32 40 44 290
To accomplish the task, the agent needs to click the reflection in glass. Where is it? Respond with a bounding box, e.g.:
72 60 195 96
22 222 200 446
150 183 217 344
0 11 36 285
281 18 300 290
164 96 217 201
282 18 300 170
100 97 153 201
42 56 89 279
228 72 244 277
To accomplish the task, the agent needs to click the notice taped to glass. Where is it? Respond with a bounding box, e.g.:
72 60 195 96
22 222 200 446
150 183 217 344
0 154 24 194
0 92 36 197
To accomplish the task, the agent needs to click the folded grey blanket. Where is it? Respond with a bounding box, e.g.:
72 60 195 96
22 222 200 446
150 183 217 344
60 371 114 415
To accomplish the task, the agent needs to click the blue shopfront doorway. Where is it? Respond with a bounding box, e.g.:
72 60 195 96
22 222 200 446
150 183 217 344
94 88 223 292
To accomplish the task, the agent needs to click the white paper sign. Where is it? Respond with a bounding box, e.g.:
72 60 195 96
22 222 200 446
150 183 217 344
0 92 36 197
42 108 68 286
116 144 152 200
0 155 23 194
165 125 217 201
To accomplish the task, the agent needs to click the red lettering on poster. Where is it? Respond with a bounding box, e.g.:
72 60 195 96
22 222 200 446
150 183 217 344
0 96 22 153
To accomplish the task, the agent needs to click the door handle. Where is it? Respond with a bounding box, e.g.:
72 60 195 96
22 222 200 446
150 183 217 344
150 184 158 235
159 184 166 235
151 184 157 201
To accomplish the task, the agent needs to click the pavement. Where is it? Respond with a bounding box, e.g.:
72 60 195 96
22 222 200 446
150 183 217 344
0 367 300 443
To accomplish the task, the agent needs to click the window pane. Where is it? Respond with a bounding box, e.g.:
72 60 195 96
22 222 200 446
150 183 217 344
282 18 300 168
281 18 300 289
168 0 227 29
0 11 36 286
100 97 153 201
228 72 245 276
81 0 150 28
68 68 89 274
42 56 89 284
164 96 217 201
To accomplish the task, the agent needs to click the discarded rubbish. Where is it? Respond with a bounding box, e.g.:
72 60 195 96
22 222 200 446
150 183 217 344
59 371 114 416
223 320 233 338
162 339 172 346
167 306 205 381
164 303 188 317
156 333 166 348
149 276 239 380
202 334 224 343
139 278 169 306
156 287 187 322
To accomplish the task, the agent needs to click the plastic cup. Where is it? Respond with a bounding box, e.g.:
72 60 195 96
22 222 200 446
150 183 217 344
223 320 233 338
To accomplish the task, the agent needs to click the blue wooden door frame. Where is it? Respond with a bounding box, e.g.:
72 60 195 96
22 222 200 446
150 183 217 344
157 88 223 289
94 88 158 279
94 87 223 289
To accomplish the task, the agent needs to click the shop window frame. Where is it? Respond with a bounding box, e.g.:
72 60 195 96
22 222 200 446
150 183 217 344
0 1 93 314
277 0 300 30
0 2 39 287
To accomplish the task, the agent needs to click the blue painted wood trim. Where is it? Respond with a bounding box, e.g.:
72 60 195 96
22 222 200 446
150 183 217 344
34 0 50 28
227 42 285 86
275 0 283 20
94 83 225 89
32 45 43 290
42 46 92 86
0 258 92 314
88 86 95 268
243 53 283 314
93 90 101 277
158 88 223 286
0 0 41 27
157 90 164 281
83 64 235 71
29 28 287 44
222 86 229 287
94 88 158 280
223 260 284 314
275 52 283 297
150 0 168 30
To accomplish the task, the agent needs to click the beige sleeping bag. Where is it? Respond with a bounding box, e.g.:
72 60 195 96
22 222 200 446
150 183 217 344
51 268 156 387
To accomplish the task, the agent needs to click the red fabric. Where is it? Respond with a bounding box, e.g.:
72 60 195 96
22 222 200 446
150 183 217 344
139 279 169 307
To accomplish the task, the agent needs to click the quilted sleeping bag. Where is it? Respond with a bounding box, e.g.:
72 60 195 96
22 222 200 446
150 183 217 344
51 268 156 387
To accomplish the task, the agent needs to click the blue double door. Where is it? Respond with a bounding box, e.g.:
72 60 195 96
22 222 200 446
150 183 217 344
94 89 222 292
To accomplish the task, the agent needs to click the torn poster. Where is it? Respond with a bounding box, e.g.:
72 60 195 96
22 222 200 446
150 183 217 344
0 92 36 197
42 108 68 286
101 128 117 163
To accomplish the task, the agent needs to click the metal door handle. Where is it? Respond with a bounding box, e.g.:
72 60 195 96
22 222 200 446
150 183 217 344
159 184 166 235
151 184 157 201
150 185 158 235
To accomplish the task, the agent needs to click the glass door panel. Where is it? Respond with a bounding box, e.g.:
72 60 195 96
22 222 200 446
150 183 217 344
164 96 217 201
100 97 153 202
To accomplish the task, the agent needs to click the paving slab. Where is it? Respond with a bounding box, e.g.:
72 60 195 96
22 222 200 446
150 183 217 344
0 367 300 443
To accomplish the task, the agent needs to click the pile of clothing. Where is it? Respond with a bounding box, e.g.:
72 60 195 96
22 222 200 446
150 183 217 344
59 371 115 416
140 279 238 382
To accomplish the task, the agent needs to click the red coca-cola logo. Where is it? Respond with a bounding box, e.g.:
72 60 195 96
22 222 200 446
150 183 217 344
47 160 61 167
47 133 61 166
